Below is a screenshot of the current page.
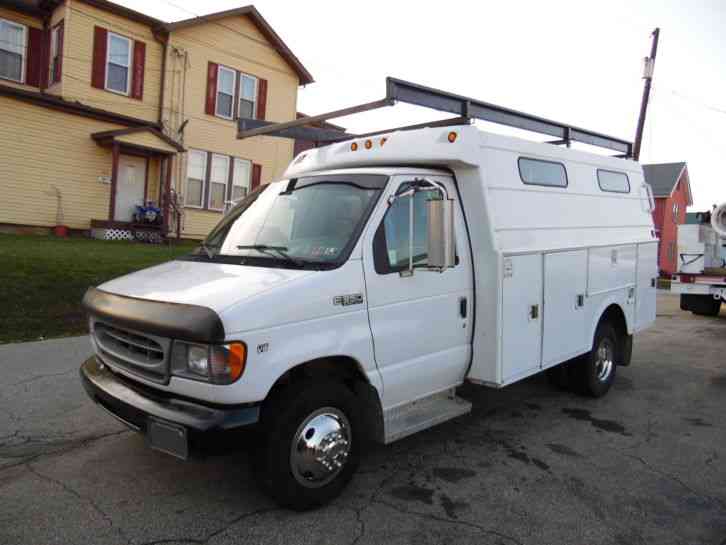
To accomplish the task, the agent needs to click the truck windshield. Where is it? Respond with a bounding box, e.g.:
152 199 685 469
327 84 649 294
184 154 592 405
189 174 387 269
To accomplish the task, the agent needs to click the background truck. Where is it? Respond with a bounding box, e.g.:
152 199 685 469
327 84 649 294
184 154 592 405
671 204 726 316
80 78 658 510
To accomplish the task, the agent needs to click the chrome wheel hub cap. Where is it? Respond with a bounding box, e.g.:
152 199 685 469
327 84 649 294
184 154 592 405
595 338 614 381
291 407 351 488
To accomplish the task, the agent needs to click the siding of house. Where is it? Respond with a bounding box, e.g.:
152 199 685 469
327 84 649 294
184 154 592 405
0 3 303 239
166 17 299 238
654 175 690 276
0 96 122 229
62 0 163 123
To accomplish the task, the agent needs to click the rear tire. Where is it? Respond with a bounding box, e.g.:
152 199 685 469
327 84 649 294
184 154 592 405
573 320 618 398
682 294 722 317
253 380 361 510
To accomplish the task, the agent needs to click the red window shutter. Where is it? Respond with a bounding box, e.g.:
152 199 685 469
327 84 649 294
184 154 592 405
131 40 145 99
251 163 262 190
53 21 64 84
25 27 43 87
39 27 50 88
205 62 218 115
256 78 267 120
91 26 108 89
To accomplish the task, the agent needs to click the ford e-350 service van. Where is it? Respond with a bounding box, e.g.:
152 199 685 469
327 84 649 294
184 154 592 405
80 79 657 510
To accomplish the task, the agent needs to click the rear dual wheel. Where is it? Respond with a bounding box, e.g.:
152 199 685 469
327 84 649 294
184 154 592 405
547 320 620 398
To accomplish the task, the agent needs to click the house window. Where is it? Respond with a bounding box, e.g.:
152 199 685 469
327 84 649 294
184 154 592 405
106 32 131 94
185 150 207 208
0 18 26 82
231 158 251 201
597 169 630 193
672 202 679 223
49 24 62 83
518 157 568 188
208 154 230 210
239 74 257 119
216 66 236 119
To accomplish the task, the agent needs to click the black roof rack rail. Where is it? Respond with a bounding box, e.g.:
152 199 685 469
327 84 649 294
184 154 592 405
237 77 633 158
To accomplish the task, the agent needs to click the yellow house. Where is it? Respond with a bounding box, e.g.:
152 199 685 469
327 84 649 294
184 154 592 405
0 0 313 239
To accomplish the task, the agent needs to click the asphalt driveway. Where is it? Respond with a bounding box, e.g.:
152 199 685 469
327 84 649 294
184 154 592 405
1 292 724 545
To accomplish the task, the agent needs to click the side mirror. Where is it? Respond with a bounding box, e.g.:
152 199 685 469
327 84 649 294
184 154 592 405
426 198 456 271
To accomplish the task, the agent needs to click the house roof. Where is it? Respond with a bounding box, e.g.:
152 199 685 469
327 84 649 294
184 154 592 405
92 127 185 153
642 162 691 202
6 1 314 85
166 6 313 85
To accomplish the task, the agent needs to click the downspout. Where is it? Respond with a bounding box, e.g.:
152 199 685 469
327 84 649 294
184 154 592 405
153 28 169 127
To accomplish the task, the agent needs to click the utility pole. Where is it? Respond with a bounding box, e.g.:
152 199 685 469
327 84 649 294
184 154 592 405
633 27 660 161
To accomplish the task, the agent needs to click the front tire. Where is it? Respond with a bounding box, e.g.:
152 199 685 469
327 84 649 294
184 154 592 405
254 380 361 510
573 321 618 398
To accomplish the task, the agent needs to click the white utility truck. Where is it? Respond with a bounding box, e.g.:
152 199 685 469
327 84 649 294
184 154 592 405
80 78 658 510
670 205 726 316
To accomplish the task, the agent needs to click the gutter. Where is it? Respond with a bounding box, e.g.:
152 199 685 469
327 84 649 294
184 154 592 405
153 27 170 126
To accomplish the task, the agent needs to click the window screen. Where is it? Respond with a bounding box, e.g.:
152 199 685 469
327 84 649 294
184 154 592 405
185 150 206 207
216 66 235 119
231 158 251 201
107 33 131 94
518 158 568 188
0 19 25 82
209 154 230 210
597 169 630 193
239 74 257 119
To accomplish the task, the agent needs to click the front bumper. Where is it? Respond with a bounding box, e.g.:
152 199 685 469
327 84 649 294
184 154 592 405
80 356 260 452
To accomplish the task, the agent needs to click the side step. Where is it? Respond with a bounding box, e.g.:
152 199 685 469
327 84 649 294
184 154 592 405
383 388 472 444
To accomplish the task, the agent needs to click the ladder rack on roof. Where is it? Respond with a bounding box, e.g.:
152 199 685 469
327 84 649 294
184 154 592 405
237 77 633 158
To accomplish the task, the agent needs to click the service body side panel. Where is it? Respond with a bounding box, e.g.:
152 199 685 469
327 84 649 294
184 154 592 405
501 254 542 384
635 242 658 331
542 250 588 368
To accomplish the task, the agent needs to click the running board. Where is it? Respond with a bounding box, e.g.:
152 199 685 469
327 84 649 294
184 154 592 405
383 389 472 444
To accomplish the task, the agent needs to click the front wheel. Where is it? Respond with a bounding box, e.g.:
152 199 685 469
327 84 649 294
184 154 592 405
254 381 361 510
573 321 618 397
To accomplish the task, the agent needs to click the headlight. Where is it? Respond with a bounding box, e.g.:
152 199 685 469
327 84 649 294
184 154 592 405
171 341 246 384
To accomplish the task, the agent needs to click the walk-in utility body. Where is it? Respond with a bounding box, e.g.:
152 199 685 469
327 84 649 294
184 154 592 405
81 78 658 509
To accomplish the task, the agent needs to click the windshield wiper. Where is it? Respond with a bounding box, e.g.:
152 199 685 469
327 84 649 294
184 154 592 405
236 245 307 267
199 242 220 259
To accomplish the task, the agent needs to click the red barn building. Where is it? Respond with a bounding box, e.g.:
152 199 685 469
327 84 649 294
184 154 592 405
643 162 693 276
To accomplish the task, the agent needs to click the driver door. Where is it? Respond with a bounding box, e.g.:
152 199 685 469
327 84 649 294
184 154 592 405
362 175 473 409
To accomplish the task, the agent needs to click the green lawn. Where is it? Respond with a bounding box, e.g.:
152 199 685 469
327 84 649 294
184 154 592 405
0 234 198 344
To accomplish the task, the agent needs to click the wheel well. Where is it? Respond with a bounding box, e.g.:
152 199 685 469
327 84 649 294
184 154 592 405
600 304 627 339
265 356 384 444
599 304 632 366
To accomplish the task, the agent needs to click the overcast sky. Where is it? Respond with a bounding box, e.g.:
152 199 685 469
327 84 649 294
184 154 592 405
114 0 725 211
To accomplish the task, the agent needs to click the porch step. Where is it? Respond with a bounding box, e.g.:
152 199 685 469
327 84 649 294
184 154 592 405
383 389 472 444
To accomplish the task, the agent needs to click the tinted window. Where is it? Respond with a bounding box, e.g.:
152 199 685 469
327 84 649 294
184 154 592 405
518 158 568 188
597 169 630 193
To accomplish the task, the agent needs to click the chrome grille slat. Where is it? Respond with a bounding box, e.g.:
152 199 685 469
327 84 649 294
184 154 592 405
101 328 164 355
92 321 171 384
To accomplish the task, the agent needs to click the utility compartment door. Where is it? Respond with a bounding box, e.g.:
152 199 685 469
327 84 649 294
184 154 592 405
636 242 658 330
501 254 542 384
542 250 588 368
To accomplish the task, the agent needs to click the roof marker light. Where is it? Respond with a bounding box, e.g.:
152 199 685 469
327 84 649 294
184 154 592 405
350 142 358 151
380 137 388 146
364 139 373 149
448 131 458 143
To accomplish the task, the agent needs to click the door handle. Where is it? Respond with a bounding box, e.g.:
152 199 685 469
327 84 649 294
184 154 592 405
529 304 539 320
459 297 467 318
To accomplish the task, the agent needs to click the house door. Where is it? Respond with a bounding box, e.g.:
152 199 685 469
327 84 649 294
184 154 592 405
114 155 146 221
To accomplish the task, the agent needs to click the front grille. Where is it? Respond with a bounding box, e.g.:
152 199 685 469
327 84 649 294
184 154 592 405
93 321 171 384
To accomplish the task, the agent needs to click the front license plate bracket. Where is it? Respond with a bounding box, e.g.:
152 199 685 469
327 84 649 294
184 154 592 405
147 417 189 460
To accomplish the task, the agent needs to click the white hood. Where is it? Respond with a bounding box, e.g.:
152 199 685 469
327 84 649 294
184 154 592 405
98 260 314 314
